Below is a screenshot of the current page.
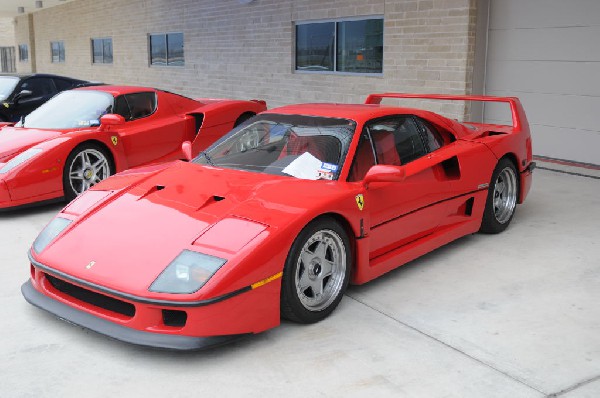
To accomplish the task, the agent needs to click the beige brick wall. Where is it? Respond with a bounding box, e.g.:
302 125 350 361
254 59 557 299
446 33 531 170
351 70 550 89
0 18 15 47
14 15 34 73
24 0 477 119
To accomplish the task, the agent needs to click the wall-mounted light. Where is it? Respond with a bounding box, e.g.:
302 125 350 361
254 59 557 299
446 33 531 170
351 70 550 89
35 1 43 8
17 6 25 13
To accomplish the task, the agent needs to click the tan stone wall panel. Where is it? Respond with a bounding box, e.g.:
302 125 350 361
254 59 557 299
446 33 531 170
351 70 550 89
21 0 476 118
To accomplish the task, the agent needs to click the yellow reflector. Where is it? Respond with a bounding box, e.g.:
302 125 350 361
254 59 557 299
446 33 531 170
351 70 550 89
251 272 283 290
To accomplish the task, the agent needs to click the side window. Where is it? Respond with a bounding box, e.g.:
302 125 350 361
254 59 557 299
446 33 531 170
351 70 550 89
347 132 376 182
53 78 74 91
126 92 156 120
114 95 131 120
114 92 156 121
20 77 56 97
416 118 444 152
368 116 427 166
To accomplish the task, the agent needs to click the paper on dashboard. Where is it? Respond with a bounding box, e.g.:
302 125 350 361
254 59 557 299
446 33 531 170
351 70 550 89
282 152 322 180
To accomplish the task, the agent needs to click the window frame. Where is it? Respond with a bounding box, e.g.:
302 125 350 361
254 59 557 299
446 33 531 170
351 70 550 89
295 15 384 76
91 37 113 65
148 32 184 67
50 41 65 63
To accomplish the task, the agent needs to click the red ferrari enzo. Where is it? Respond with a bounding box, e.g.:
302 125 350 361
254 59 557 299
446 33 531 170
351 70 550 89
0 85 266 209
22 93 534 350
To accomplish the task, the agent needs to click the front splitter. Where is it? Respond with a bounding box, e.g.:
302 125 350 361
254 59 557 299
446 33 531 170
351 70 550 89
21 280 250 351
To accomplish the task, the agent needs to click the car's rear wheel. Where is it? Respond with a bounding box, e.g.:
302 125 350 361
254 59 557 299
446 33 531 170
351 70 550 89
281 217 351 323
63 143 114 201
480 158 519 234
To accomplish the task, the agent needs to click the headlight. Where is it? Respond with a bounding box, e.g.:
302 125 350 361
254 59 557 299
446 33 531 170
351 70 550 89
33 217 72 253
0 147 43 174
149 250 226 294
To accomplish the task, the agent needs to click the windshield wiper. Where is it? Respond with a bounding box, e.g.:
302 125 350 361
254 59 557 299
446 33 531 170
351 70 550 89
199 151 215 166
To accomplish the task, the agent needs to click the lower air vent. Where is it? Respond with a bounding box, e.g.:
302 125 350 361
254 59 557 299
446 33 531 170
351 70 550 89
162 309 187 327
46 274 135 317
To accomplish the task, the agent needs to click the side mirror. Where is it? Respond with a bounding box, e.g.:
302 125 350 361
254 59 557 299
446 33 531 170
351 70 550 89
14 89 32 103
100 114 125 126
363 165 406 186
181 141 193 161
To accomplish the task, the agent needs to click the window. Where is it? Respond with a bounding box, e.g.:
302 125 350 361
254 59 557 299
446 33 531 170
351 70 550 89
53 78 75 91
0 47 16 72
348 115 445 181
114 92 157 121
19 77 56 97
18 44 28 62
91 38 113 64
296 17 383 74
51 41 65 63
420 119 445 152
149 33 184 66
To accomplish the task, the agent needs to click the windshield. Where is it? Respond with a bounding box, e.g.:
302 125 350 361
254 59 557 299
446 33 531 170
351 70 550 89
194 114 356 180
17 90 114 129
0 76 19 101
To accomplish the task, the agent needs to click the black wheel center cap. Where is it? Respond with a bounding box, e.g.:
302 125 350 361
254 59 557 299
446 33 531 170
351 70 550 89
313 264 322 275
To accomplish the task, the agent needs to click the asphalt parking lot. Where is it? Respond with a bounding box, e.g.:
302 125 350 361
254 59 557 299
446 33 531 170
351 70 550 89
1 161 599 398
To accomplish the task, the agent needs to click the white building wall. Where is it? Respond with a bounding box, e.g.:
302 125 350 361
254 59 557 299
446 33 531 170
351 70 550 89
483 0 600 165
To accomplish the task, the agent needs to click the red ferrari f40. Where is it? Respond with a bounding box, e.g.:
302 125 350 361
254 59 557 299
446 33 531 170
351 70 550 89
22 93 534 350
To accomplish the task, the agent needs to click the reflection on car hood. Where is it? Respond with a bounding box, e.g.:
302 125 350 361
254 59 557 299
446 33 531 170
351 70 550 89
0 126 62 161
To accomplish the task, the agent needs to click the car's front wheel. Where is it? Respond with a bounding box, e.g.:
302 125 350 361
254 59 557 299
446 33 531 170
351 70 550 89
480 158 519 234
63 143 114 201
281 217 351 323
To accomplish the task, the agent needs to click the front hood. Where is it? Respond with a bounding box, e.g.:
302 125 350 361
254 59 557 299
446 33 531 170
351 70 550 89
0 127 63 161
38 162 345 297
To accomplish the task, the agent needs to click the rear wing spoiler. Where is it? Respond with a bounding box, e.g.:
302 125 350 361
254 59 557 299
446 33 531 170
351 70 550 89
365 93 527 131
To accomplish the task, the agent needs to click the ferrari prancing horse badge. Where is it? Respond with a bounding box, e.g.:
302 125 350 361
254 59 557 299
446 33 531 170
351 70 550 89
111 136 118 146
355 194 364 211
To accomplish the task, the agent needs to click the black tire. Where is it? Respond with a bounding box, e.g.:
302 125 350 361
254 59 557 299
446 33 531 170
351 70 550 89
233 112 255 127
480 158 519 234
63 143 114 202
281 217 351 323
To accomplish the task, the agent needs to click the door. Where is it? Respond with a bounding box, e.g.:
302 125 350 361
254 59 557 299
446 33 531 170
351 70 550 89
113 92 187 167
349 115 455 259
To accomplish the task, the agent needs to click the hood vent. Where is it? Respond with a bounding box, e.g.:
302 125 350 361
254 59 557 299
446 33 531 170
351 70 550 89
137 184 166 200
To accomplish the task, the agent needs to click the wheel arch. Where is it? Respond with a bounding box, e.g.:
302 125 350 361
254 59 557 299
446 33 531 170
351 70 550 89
68 139 117 171
62 139 117 200
304 212 358 278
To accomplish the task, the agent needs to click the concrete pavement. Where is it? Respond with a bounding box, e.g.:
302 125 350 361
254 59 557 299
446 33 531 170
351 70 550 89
1 162 599 398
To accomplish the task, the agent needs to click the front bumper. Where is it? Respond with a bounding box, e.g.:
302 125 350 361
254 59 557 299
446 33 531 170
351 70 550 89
22 280 249 350
23 254 281 350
